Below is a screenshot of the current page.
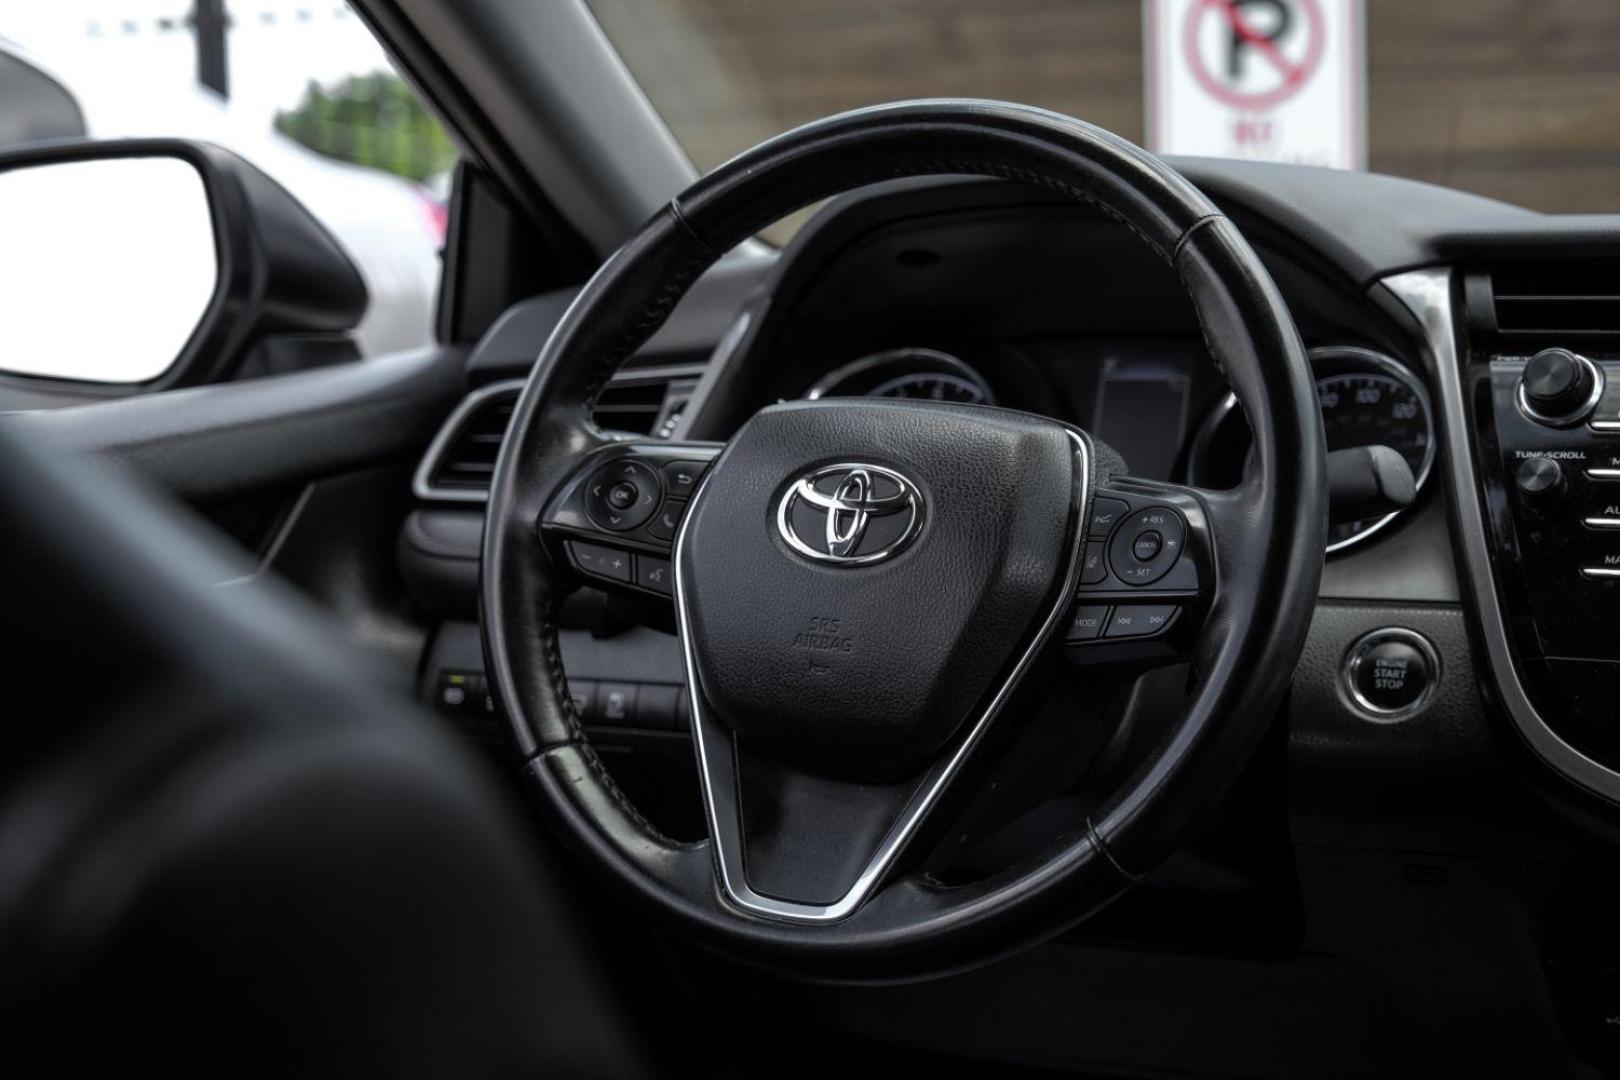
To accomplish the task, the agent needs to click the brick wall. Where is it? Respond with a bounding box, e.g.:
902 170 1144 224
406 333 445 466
591 0 1620 214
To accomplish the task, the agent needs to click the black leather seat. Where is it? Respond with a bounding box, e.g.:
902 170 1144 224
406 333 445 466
0 424 651 1077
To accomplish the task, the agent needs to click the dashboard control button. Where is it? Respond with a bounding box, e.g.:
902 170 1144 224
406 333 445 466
636 555 673 595
1088 497 1129 537
598 682 637 725
1586 467 1620 481
1108 506 1184 586
661 460 707 495
1580 566 1620 581
569 541 632 583
1080 541 1108 584
637 684 682 730
646 498 687 541
436 671 479 714
1515 456 1566 508
586 459 661 531
1584 516 1620 530
1067 604 1109 641
1104 605 1178 639
1519 348 1603 427
566 679 598 722
1343 628 1438 719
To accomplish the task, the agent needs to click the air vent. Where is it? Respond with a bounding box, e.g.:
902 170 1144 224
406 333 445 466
414 364 706 501
1492 265 1620 335
593 379 668 435
426 389 514 495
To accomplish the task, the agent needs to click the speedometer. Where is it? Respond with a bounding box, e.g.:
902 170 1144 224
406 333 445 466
869 370 987 404
806 347 994 405
1314 349 1435 551
1188 346 1435 553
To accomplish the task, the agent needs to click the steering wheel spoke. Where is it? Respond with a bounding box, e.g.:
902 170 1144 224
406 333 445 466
538 440 723 601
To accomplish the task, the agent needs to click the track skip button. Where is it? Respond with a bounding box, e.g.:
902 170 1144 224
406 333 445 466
1104 605 1179 639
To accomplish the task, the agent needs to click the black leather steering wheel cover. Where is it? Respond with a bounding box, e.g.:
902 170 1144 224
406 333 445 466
482 100 1325 980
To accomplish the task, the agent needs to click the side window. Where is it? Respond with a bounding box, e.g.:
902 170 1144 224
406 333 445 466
0 50 85 144
0 5 457 379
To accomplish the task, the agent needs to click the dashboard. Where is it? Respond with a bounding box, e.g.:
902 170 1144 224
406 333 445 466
396 163 1620 1070
687 180 1446 563
795 338 1435 553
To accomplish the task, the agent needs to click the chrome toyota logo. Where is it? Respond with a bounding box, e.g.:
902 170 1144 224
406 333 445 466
775 464 922 565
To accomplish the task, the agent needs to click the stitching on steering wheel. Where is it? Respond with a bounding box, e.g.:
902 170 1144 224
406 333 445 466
539 596 677 845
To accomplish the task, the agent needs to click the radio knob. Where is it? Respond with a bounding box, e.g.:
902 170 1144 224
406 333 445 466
1515 455 1567 508
1520 348 1601 426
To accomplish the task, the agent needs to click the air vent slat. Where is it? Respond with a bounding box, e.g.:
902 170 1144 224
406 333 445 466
1491 266 1620 337
418 371 685 500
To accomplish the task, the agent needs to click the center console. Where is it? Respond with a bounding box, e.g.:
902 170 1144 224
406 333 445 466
1468 302 1620 778
1400 266 1620 800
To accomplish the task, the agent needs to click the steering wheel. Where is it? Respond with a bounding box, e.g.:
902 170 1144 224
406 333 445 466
483 100 1325 980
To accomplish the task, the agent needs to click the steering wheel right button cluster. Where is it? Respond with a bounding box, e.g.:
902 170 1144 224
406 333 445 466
1108 505 1185 586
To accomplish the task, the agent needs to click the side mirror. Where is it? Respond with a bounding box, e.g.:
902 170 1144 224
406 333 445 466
0 139 367 392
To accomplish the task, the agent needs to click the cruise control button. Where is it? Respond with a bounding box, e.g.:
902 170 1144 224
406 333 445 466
1067 604 1109 641
585 459 661 531
646 499 687 541
1104 605 1179 639
569 541 632 583
1080 541 1108 584
661 459 707 495
1089 497 1129 537
1108 506 1185 586
636 555 673 595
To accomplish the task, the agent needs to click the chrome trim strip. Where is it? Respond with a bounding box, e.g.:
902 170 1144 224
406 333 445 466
1585 468 1620 480
1589 420 1620 433
1580 567 1620 580
411 378 526 503
1380 267 1620 804
1582 517 1620 530
672 429 1093 922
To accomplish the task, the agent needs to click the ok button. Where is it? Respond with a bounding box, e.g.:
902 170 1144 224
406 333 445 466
1108 507 1184 586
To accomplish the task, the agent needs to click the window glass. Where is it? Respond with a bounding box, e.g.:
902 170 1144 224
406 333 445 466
0 3 457 357
588 0 1620 243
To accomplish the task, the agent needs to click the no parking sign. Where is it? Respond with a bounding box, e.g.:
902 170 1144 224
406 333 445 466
1145 0 1366 169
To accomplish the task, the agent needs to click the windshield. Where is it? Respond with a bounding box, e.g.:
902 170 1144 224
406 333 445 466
588 0 1620 240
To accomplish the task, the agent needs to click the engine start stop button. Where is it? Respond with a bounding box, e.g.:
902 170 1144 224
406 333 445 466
1341 627 1440 721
